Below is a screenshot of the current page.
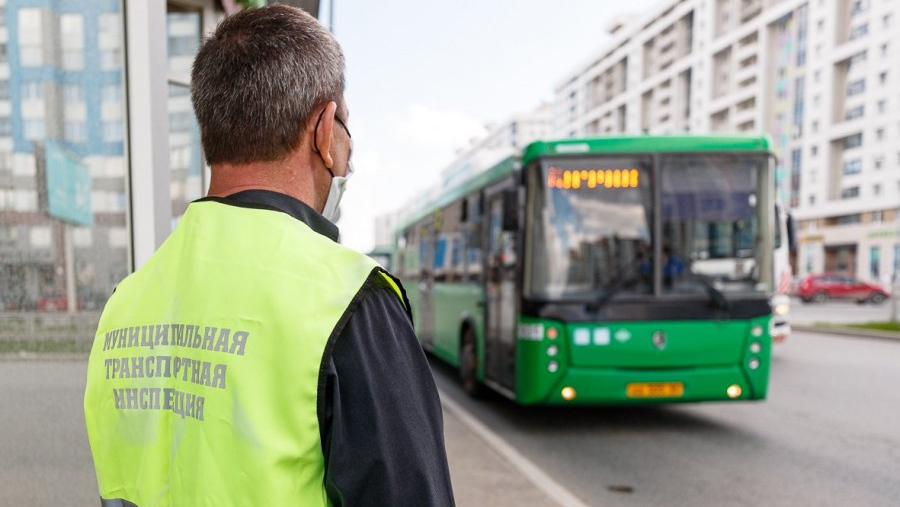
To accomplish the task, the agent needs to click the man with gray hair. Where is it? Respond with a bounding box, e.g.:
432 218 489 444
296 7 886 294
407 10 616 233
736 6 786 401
84 5 455 506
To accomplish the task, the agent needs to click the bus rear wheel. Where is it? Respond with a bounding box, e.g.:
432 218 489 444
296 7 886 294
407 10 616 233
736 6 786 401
459 327 485 398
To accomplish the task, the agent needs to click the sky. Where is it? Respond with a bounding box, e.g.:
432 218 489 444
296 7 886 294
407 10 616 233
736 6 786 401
326 0 663 253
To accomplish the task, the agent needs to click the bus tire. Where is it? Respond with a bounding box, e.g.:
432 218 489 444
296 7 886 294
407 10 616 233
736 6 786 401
459 327 485 398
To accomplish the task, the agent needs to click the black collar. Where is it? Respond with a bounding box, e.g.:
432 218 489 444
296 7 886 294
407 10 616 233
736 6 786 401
196 190 339 242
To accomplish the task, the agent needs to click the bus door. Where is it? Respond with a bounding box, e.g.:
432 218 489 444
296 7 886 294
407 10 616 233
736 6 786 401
419 222 436 349
485 185 518 392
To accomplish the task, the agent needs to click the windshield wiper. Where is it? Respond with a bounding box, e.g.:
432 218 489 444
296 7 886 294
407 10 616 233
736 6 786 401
586 257 645 314
684 273 730 312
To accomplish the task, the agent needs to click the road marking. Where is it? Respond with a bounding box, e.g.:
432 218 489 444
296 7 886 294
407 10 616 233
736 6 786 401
439 391 591 507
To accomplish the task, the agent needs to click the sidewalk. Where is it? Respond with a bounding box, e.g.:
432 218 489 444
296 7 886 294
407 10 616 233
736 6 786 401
441 394 589 507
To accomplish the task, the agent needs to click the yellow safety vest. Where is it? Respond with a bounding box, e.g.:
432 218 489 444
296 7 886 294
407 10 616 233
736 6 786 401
84 200 404 507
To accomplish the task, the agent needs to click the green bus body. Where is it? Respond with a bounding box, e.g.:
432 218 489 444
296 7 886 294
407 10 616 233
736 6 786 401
395 135 775 405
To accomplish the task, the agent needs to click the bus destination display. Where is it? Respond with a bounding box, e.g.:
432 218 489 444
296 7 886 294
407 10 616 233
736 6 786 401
547 166 640 189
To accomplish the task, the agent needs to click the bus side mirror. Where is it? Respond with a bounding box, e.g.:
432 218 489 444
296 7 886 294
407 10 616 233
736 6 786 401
502 188 518 231
786 214 797 252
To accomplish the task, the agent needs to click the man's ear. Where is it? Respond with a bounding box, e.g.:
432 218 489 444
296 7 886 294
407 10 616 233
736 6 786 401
313 101 338 169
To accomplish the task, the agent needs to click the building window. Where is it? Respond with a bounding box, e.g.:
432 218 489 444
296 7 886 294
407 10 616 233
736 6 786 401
880 72 888 85
101 49 122 70
24 119 46 140
23 81 43 101
841 187 860 199
851 0 868 17
843 159 862 174
836 214 862 225
877 100 886 114
847 79 865 96
872 210 884 223
843 133 863 149
876 128 884 141
102 121 124 142
873 183 881 195
849 23 869 41
894 245 900 282
17 9 43 67
60 14 85 70
102 83 122 103
64 83 84 104
874 157 883 170
845 106 865 121
870 246 880 280
65 121 87 143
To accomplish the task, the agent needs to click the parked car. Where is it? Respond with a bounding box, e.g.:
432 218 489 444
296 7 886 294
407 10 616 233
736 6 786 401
35 295 84 312
795 273 890 304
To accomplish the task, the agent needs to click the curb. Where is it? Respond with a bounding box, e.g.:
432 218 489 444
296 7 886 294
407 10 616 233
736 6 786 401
0 352 89 361
439 392 590 507
792 324 900 343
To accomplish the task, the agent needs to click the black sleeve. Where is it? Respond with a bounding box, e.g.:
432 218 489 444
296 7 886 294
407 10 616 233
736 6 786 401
321 277 456 507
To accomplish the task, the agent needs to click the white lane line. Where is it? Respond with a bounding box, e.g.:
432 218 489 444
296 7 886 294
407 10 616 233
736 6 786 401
439 390 591 507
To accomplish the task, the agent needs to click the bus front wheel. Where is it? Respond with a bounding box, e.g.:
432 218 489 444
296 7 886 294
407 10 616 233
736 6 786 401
459 327 485 398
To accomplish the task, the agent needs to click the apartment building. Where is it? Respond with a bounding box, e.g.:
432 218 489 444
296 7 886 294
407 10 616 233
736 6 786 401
555 0 900 284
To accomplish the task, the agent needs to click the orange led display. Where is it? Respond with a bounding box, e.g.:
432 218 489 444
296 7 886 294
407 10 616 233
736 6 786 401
547 167 640 189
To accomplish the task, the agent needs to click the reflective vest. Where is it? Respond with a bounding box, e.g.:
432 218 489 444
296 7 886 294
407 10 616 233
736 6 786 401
84 200 405 507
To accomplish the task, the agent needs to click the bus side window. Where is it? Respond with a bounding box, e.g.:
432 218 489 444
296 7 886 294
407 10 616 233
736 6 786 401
465 193 483 283
396 232 408 278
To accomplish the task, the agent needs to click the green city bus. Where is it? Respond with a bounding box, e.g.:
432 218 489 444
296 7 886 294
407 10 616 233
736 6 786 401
394 135 776 405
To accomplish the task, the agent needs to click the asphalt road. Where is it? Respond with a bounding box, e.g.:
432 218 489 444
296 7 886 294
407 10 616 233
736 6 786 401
0 359 96 507
1 323 897 506
432 329 900 507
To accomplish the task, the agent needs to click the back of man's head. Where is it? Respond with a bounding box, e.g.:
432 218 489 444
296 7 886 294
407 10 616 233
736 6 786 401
191 5 345 165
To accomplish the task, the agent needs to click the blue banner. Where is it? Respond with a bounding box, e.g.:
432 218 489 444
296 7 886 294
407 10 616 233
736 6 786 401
44 140 92 226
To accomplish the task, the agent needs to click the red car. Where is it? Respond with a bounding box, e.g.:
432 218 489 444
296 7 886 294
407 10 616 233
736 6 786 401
796 273 890 304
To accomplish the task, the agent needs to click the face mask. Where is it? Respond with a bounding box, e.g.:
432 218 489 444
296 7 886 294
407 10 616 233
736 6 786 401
322 174 348 223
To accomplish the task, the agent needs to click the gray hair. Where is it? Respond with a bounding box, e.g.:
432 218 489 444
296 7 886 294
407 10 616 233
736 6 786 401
191 5 345 164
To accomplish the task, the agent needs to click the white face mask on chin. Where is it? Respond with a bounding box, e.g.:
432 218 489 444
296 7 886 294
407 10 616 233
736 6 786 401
321 174 348 223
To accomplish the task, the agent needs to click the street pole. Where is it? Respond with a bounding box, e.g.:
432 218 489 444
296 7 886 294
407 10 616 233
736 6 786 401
64 224 76 315
891 278 899 323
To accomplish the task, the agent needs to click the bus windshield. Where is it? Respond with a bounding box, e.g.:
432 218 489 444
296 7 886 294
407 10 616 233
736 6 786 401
659 154 768 296
527 153 770 301
527 156 653 300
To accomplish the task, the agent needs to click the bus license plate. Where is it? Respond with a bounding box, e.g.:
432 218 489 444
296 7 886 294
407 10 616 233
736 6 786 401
626 382 684 398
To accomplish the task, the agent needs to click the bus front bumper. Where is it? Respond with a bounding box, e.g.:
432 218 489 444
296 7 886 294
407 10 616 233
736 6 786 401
528 365 767 405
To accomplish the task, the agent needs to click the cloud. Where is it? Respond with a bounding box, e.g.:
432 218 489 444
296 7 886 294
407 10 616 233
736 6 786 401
338 104 487 253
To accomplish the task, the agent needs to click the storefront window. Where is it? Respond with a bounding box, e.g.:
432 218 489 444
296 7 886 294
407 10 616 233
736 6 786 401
0 2 129 352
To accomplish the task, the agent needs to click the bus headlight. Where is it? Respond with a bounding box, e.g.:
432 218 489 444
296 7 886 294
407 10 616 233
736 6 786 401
548 361 559 373
772 295 790 316
727 385 742 398
749 358 760 370
561 386 576 401
749 342 762 354
547 345 558 357
751 325 764 337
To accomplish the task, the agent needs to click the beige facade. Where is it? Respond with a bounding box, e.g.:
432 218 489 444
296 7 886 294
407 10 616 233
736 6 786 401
555 0 900 284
